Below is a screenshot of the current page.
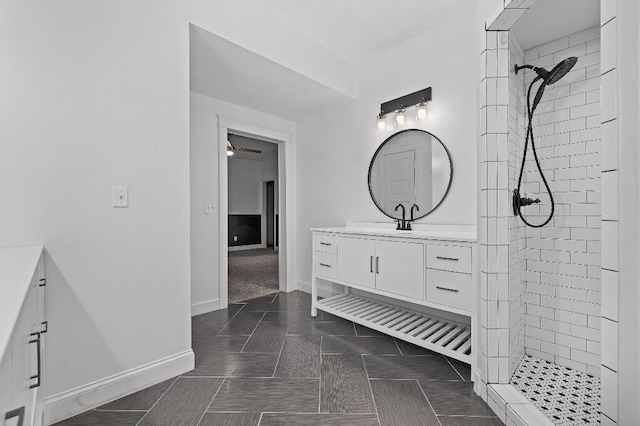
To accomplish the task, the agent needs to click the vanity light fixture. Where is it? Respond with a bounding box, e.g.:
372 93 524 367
377 87 432 130
395 108 406 126
376 113 387 131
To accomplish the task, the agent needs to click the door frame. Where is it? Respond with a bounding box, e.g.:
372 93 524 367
217 116 296 309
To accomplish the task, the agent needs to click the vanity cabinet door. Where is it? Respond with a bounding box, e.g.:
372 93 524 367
375 240 424 300
337 237 375 289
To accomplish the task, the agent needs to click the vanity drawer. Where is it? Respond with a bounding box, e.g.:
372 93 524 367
426 269 471 312
426 244 471 273
315 234 338 254
316 252 338 280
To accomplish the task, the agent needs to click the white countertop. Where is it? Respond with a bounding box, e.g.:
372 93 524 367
0 245 43 362
312 223 477 243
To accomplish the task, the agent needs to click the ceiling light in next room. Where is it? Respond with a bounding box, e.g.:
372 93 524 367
226 140 234 156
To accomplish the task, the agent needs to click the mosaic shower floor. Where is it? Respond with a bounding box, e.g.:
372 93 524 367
511 355 601 425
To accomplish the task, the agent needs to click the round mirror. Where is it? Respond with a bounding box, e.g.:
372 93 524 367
368 129 452 220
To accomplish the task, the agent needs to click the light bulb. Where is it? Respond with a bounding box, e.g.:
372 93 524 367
376 114 386 131
416 102 428 121
395 108 406 126
227 149 234 157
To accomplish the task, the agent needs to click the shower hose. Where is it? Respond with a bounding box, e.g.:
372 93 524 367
514 77 555 228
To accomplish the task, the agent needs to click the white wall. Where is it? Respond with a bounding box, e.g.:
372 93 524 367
229 159 263 214
295 8 478 286
190 92 294 312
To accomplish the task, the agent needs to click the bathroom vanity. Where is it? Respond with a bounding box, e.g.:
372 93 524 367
311 224 477 365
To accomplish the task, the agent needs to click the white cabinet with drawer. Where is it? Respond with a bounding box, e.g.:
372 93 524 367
311 225 477 366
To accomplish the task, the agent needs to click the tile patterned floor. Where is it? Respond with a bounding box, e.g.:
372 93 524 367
511 355 601 425
54 291 501 426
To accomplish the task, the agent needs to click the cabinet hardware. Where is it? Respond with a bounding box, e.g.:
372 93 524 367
436 286 459 293
319 263 331 268
29 332 41 389
375 256 379 274
41 321 48 333
436 256 459 262
370 256 373 273
39 278 46 287
320 242 331 246
5 406 25 426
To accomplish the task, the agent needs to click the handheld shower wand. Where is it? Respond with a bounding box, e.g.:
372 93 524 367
512 57 578 228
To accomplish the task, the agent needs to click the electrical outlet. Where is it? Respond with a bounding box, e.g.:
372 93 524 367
204 203 215 214
233 236 238 242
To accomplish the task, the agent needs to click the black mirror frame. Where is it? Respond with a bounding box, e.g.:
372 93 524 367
367 128 453 221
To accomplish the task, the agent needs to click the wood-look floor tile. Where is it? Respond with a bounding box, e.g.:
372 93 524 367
52 411 145 426
322 336 400 355
274 335 321 378
184 352 279 377
288 321 356 336
242 321 288 353
192 321 227 337
218 311 265 335
260 413 380 426
370 379 439 426
364 355 462 380
437 416 503 426
138 377 223 426
97 377 177 411
198 412 261 426
419 381 495 416
209 378 319 412
320 354 376 413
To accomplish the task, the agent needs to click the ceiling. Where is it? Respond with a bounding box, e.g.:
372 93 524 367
228 134 278 161
512 0 600 50
190 25 353 121
245 0 469 65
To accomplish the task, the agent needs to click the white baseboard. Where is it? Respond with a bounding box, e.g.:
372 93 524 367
191 297 220 316
294 280 340 299
228 244 264 252
45 349 194 425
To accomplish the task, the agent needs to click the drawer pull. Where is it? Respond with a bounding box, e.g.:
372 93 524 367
375 256 379 274
320 242 332 246
436 256 459 262
370 256 373 273
319 263 331 268
29 332 41 389
436 286 459 293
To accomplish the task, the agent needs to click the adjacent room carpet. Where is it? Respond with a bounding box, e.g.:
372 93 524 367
228 248 279 303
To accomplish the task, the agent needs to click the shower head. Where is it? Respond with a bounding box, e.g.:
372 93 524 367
514 57 579 85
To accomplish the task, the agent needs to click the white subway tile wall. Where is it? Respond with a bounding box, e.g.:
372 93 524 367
517 26 602 376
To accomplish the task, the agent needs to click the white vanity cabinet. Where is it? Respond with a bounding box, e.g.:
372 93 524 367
311 225 477 365
0 246 46 426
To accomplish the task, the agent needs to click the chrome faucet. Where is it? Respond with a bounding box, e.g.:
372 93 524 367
395 203 411 230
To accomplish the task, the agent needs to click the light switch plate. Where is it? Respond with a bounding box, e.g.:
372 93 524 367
112 187 128 208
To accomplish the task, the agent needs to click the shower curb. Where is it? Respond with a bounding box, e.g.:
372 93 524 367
487 383 554 426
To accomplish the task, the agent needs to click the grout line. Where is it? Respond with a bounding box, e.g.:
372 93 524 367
239 312 268 353
361 354 381 426
318 338 322 414
271 319 291 377
393 338 404 355
444 357 466 381
195 378 226 426
416 380 443 426
133 376 180 426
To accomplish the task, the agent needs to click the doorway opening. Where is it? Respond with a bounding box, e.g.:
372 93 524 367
226 133 281 303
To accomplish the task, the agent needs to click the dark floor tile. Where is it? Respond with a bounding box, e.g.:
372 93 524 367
242 294 278 304
437 416 502 426
194 304 244 324
274 335 321 378
97 378 176 411
295 295 312 311
394 339 440 356
192 335 248 356
419 381 495 416
320 354 376 413
199 412 261 426
449 358 472 381
209 378 319 412
261 413 380 426
322 336 400 355
184 352 279 377
218 311 265 335
364 355 461 380
262 310 320 322
288 321 356 336
370 379 439 426
139 377 223 426
242 321 288 353
321 310 344 321
192 321 227 337
53 411 145 426
354 323 387 337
